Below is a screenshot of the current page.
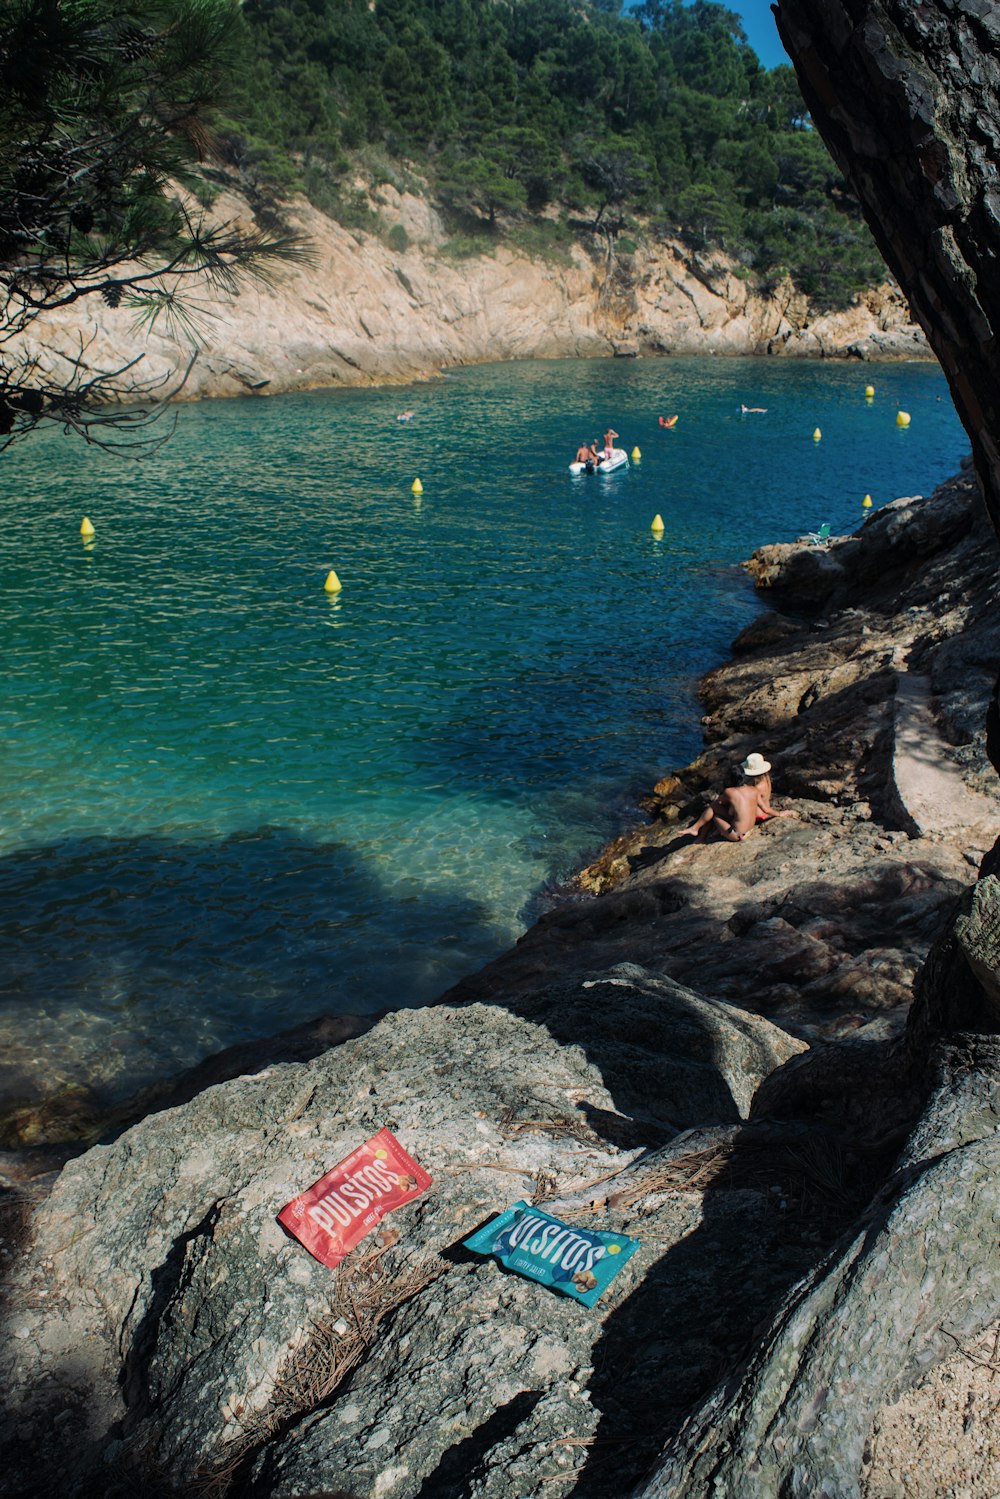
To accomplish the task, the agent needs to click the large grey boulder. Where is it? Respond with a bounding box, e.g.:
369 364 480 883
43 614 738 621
954 875 1000 1021
0 980 804 1498
635 1035 1000 1499
499 963 807 1126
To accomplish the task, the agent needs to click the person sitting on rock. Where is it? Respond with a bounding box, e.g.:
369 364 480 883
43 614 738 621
679 752 793 843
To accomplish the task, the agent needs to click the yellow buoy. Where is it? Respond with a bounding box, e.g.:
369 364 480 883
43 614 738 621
631 446 641 461
862 493 873 508
864 385 875 399
324 569 342 594
651 514 665 534
896 410 911 427
812 428 822 441
411 477 423 494
80 516 95 537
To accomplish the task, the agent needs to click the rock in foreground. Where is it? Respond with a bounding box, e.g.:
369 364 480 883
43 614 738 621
2 985 812 1499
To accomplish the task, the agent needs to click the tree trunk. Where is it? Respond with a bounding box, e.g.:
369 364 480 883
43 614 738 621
635 6 1000 1492
773 2 1000 539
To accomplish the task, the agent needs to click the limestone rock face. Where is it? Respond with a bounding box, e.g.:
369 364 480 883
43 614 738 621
17 187 927 407
632 257 921 360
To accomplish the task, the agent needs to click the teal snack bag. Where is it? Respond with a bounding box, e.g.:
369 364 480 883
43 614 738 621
464 1201 640 1308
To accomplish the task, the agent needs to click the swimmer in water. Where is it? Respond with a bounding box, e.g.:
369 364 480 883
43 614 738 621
740 404 767 414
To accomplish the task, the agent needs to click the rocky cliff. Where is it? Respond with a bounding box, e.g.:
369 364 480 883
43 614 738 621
3 466 1000 1499
24 183 928 407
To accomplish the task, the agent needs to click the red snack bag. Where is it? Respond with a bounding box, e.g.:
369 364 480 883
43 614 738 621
278 1127 432 1269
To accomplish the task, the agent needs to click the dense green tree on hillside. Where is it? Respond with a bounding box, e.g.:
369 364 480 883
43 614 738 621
231 0 885 307
642 0 753 95
0 0 309 450
578 137 653 228
438 151 527 224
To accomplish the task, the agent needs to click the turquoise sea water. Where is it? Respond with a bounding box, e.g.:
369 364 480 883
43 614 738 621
0 356 968 1106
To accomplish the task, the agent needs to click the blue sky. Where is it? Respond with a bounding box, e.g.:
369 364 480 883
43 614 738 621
730 0 790 70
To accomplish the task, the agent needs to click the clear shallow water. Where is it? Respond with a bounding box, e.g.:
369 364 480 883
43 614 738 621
0 356 967 1106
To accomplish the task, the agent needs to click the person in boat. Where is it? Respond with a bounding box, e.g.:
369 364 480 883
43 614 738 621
602 427 619 459
679 752 793 843
575 441 595 464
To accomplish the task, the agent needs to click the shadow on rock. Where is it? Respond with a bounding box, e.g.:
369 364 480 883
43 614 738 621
565 1041 920 1496
0 826 509 1138
445 855 968 1113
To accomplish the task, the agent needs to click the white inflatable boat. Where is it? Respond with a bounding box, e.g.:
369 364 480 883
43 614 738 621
568 447 629 475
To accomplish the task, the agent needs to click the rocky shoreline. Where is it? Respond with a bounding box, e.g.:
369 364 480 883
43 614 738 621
2 463 999 1498
20 183 929 409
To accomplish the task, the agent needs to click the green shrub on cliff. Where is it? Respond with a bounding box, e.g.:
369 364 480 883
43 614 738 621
226 0 884 308
0 0 312 448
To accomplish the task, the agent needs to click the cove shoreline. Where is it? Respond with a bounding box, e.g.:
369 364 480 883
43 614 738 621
0 350 953 1159
18 182 933 413
1 457 988 1169
4 348 968 1150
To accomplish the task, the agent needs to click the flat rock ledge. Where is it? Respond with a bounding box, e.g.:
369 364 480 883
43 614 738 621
4 465 1000 1499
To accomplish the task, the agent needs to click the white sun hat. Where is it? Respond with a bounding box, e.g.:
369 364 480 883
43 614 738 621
741 752 772 777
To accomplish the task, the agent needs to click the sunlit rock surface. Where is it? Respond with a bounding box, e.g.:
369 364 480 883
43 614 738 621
20 186 927 407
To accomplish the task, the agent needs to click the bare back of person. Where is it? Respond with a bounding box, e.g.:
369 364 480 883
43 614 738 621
676 784 756 843
679 755 793 844
708 784 758 840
